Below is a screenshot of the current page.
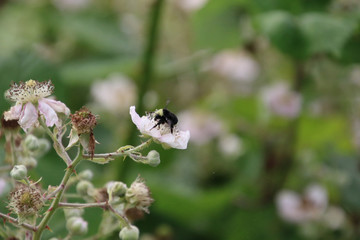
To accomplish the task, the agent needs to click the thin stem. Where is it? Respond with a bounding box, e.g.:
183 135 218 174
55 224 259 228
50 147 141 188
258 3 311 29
33 150 83 240
0 212 37 232
58 202 107 209
83 139 152 160
108 204 130 228
0 165 12 173
39 118 72 166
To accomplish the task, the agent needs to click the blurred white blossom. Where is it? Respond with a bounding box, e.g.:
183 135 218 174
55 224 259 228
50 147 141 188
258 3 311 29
178 110 223 145
261 82 302 118
276 184 328 224
91 74 137 114
174 0 208 12
52 0 91 11
210 50 260 86
218 134 244 158
322 206 346 230
0 178 7 196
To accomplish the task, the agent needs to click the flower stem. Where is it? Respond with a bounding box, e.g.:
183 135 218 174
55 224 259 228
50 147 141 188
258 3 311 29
39 118 72 166
83 139 152 160
0 212 37 232
33 149 83 240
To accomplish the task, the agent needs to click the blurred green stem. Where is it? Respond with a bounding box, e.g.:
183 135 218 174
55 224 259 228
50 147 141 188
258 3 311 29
261 62 305 203
117 0 165 180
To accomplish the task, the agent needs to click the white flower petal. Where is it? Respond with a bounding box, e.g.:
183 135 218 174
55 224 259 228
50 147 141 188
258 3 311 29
38 99 59 127
19 103 39 130
130 106 142 129
4 103 23 120
41 98 70 116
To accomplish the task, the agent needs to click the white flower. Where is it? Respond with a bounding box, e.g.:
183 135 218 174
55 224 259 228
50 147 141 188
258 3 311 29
322 206 346 230
91 74 137 114
175 0 208 12
276 184 328 224
210 50 260 84
4 80 70 131
177 110 222 145
130 106 190 149
261 82 302 118
218 134 244 158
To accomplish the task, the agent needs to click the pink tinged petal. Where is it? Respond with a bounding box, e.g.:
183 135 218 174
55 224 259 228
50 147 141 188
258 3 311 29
38 99 59 127
41 98 70 116
4 103 23 120
175 130 190 149
19 103 38 130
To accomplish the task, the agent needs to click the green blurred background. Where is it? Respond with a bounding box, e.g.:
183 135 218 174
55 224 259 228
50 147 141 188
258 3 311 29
1 0 360 239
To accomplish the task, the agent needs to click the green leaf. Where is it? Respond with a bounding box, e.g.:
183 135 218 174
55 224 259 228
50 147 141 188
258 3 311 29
298 13 356 57
257 11 307 59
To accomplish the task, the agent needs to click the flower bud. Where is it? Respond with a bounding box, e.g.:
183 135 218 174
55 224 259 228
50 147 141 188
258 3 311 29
10 165 27 181
76 180 94 196
18 156 37 168
146 150 160 167
66 216 88 235
24 135 39 152
125 176 153 213
107 181 127 198
78 170 93 181
33 139 51 157
119 225 139 240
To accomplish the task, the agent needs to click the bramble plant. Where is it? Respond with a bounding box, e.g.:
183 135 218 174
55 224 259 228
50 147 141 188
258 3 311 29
0 80 190 240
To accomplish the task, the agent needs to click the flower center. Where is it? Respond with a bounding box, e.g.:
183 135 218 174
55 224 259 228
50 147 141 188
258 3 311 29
5 80 54 104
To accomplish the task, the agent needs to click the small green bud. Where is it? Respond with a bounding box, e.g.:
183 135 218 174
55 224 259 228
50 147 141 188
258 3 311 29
119 225 139 240
18 156 37 168
107 181 127 198
146 150 160 167
10 165 27 181
78 170 93 181
66 216 88 235
76 180 94 196
24 135 39 152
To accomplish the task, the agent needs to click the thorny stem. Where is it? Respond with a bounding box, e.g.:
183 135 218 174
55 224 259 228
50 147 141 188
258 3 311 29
0 212 37 232
39 118 72 166
33 148 83 240
83 138 153 160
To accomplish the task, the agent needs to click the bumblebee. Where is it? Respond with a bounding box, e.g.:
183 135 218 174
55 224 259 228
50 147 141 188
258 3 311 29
151 108 178 134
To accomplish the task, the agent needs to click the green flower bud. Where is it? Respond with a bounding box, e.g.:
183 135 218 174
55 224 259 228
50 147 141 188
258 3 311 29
107 181 127 198
24 135 39 152
33 139 50 157
76 180 94 196
66 216 88 235
119 225 139 240
10 165 27 181
18 156 37 168
146 150 160 167
78 170 93 181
